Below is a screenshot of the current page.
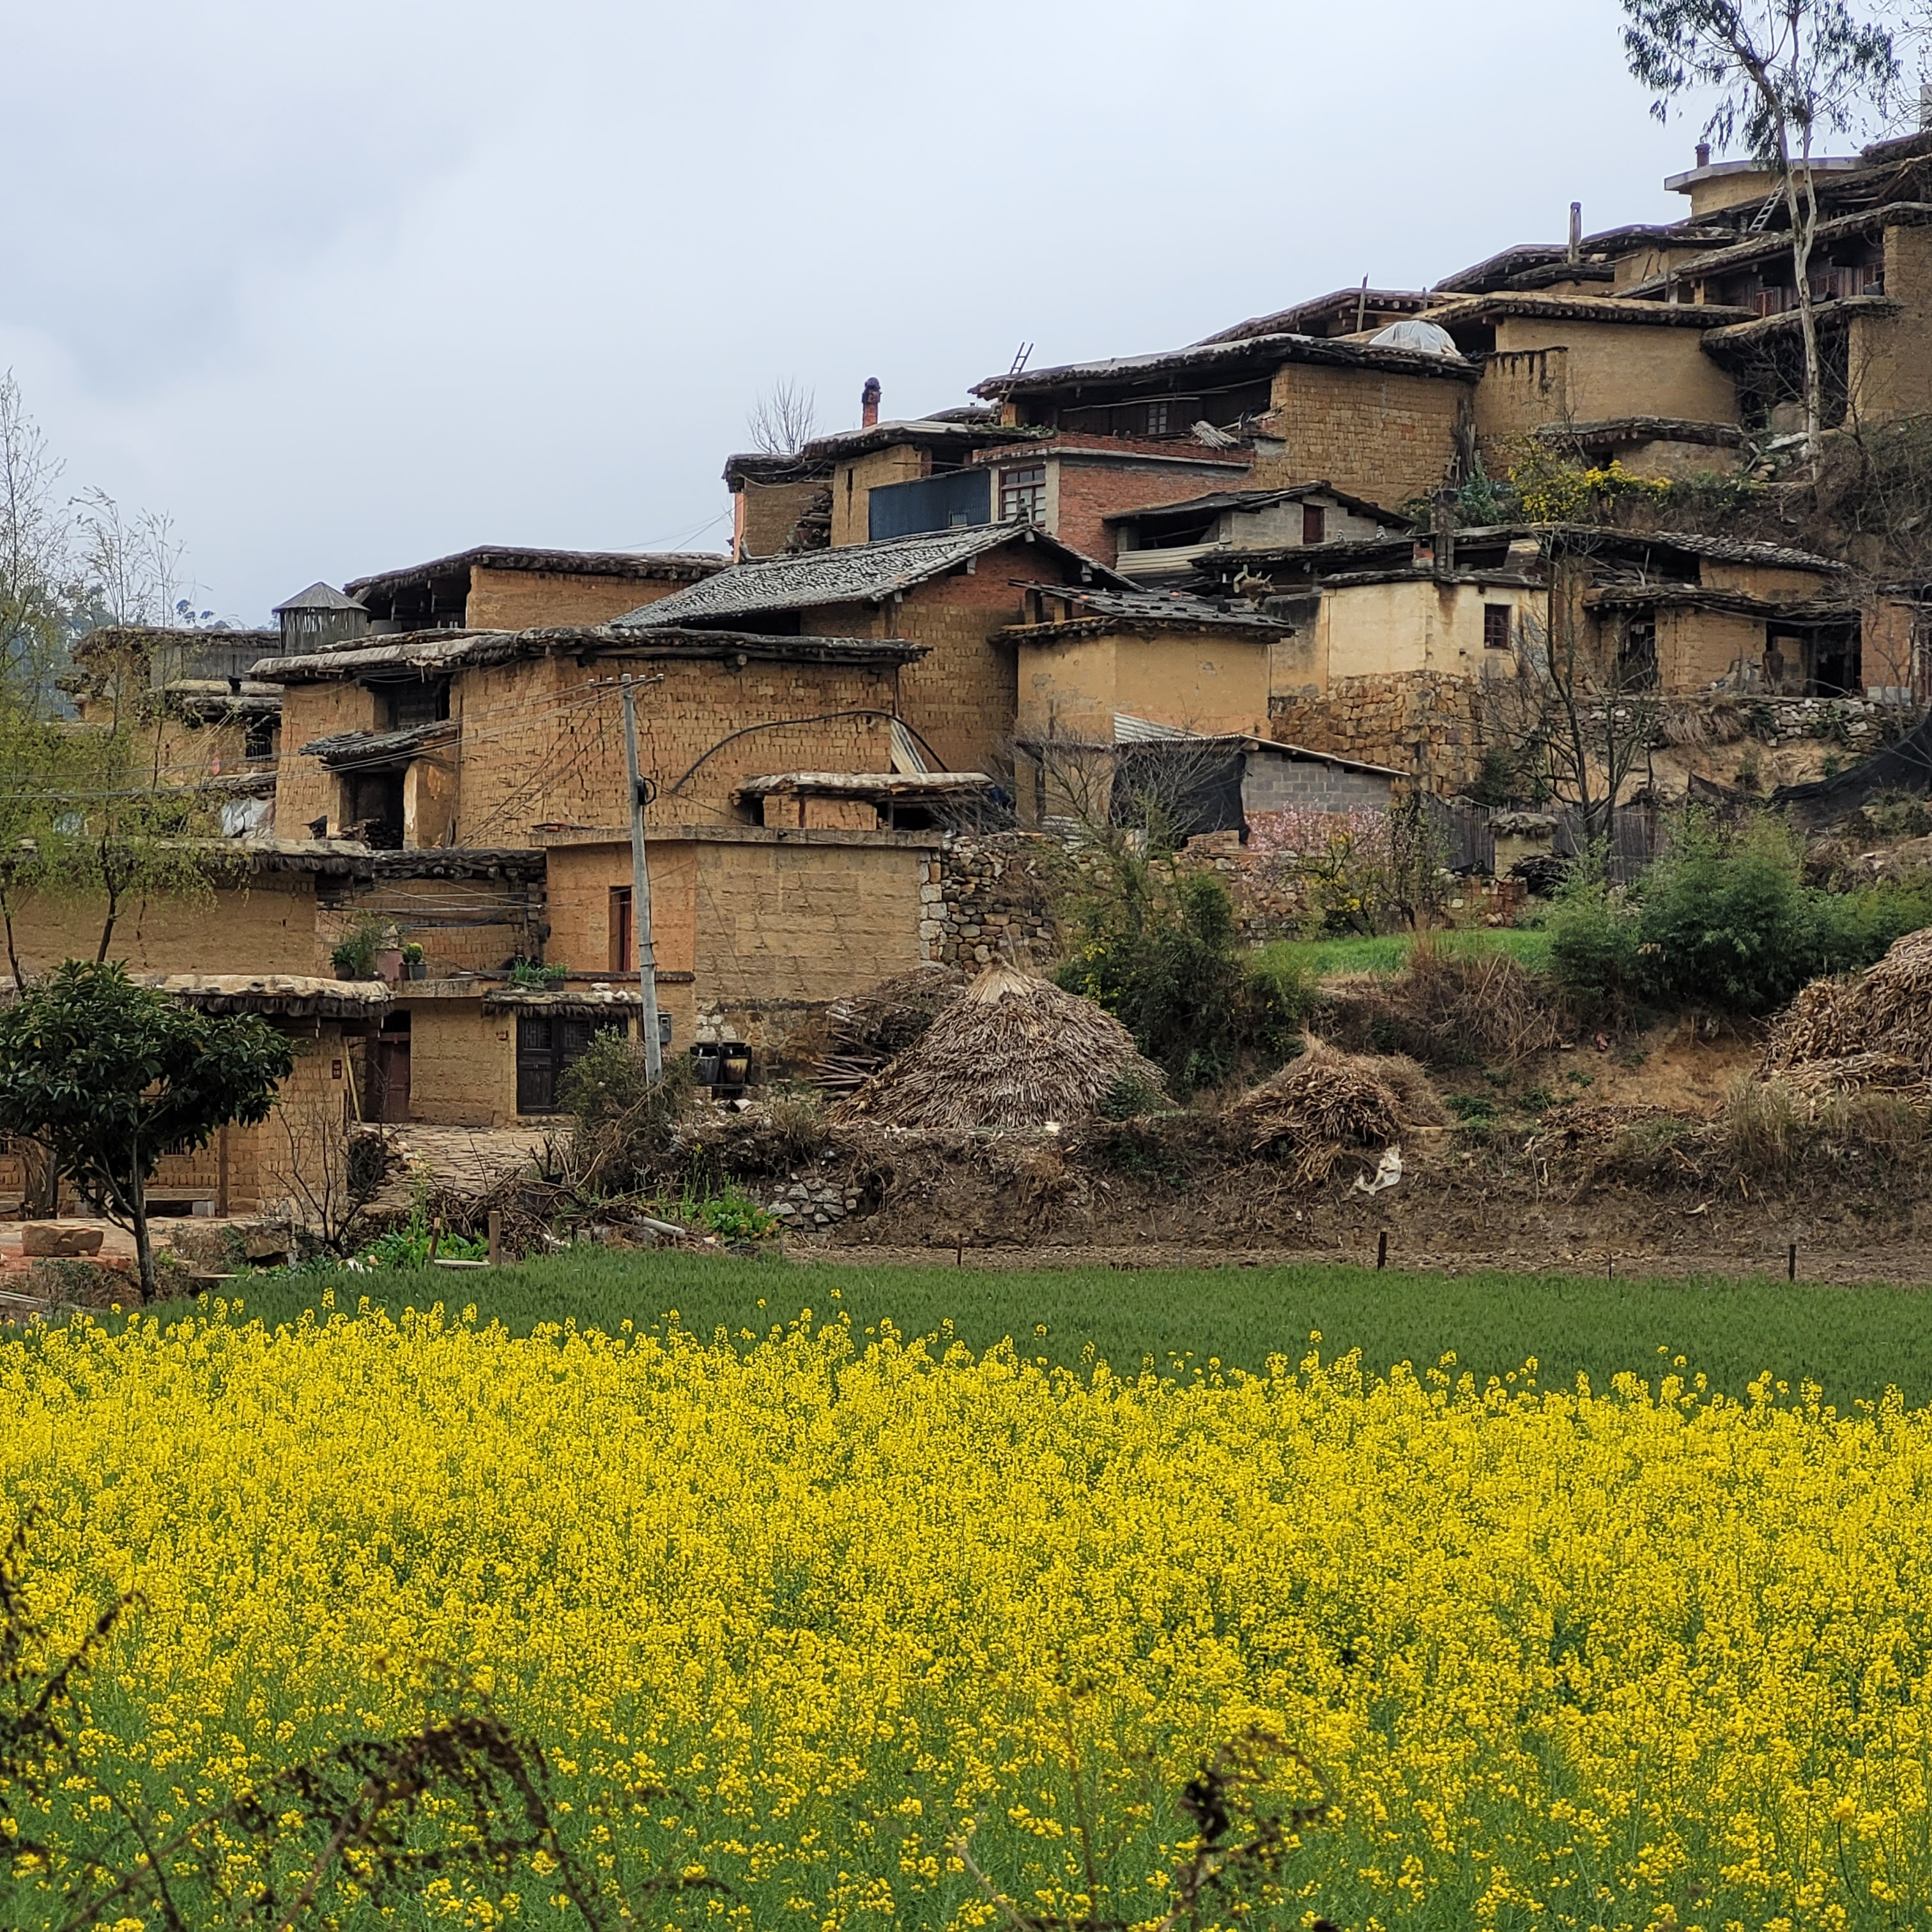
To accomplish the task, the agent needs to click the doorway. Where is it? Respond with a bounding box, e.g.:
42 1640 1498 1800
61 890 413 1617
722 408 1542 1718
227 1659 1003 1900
373 1013 411 1123
516 1013 607 1116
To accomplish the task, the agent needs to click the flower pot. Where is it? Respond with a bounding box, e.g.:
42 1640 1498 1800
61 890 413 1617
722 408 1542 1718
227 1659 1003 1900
404 961 428 981
375 947 404 984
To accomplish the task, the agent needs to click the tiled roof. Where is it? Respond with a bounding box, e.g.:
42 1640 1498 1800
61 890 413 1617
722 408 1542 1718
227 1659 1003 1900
613 526 1117 628
972 328 1480 398
1008 583 1292 632
137 973 391 1019
1104 483 1412 528
346 546 726 601
259 625 926 682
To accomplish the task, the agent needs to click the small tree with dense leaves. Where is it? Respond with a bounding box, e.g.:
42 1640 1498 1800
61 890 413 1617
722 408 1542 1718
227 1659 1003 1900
0 961 293 1299
1620 0 1900 465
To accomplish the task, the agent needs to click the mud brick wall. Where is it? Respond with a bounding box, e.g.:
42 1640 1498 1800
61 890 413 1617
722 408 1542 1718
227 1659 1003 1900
1253 364 1464 511
464 567 698 630
12 875 324 981
275 682 379 834
450 654 900 846
737 478 832 558
1849 222 1932 424
319 873 542 979
1050 456 1248 563
1269 671 1482 793
148 1023 351 1211
922 832 1062 967
694 838 930 1006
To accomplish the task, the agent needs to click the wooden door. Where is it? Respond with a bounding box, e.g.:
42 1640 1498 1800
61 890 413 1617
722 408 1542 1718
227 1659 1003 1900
374 1036 412 1123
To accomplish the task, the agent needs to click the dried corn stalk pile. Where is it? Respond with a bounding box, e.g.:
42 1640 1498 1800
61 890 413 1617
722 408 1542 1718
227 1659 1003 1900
1763 928 1932 1091
1230 1041 1443 1183
816 965 967 1095
834 962 1167 1131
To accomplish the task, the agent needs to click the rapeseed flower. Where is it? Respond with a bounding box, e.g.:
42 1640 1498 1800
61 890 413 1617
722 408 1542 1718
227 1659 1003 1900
0 1304 1926 1929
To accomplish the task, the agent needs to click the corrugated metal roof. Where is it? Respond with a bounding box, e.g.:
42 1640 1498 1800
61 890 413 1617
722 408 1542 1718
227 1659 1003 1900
272 581 367 614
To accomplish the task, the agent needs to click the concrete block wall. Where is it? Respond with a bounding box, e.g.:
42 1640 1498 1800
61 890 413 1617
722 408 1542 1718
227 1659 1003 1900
1240 753 1395 815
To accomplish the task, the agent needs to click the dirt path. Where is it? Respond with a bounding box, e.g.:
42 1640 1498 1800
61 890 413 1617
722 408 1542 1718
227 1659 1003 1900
815 1236 1931 1288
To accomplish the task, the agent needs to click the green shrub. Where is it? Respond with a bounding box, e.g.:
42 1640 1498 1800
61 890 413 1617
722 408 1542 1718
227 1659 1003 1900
1547 864 1641 1008
1056 872 1309 1094
1548 818 1931 1016
1632 817 1822 1012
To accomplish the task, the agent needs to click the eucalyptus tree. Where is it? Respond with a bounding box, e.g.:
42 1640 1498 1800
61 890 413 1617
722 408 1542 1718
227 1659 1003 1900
1621 0 1901 463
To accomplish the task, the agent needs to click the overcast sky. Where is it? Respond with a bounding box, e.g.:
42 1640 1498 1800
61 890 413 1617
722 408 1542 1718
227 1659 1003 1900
0 0 1900 624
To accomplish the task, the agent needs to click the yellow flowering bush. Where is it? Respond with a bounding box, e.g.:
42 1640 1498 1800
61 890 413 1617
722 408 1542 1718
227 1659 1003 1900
3 1303 1931 1930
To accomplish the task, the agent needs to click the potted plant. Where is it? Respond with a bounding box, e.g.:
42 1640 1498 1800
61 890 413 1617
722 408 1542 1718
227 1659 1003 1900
401 942 428 982
331 928 378 981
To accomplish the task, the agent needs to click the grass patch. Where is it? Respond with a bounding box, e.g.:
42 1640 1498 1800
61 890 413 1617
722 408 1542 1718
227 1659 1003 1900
1256 926 1552 980
143 1250 1932 1406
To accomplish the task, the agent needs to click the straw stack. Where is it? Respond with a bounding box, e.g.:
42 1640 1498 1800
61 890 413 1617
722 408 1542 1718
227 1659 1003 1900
1230 1040 1445 1181
1763 927 1932 1077
832 961 1167 1131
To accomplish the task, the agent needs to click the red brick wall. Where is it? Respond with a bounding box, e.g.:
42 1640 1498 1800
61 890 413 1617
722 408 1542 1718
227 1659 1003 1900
1052 459 1252 563
797 535 1090 774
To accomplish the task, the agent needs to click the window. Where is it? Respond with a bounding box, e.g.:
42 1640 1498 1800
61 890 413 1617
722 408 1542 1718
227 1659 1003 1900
610 886 632 973
999 466 1046 525
244 716 275 761
1143 401 1170 436
1483 604 1513 650
1302 503 1326 546
383 678 450 730
1618 618 1659 691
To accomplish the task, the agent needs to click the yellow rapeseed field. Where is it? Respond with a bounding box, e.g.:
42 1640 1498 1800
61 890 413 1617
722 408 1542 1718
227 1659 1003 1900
3 1297 1930 1931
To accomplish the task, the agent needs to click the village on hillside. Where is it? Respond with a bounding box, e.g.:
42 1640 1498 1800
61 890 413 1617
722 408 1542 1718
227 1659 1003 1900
6 116 1932 1280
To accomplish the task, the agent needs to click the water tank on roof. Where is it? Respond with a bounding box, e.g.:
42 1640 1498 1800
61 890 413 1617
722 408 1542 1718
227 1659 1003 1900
1368 319 1465 359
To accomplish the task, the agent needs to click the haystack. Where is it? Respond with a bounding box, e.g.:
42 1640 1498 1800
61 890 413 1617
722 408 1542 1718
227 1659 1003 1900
832 962 1167 1131
1763 927 1932 1078
1230 1041 1446 1183
816 964 967 1094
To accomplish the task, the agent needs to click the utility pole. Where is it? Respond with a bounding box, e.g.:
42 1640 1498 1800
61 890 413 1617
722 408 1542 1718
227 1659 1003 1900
620 677 663 1082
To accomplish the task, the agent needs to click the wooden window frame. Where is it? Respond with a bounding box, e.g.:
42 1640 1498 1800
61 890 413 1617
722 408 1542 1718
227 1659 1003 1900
999 466 1047 525
1483 604 1513 650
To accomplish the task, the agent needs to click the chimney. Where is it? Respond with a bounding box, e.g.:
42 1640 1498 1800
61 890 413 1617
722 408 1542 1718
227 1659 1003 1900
1695 141 1711 168
861 376 881 429
1568 201 1582 266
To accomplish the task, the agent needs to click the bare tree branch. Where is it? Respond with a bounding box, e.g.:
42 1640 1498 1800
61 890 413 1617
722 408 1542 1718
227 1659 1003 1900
745 380 818 457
